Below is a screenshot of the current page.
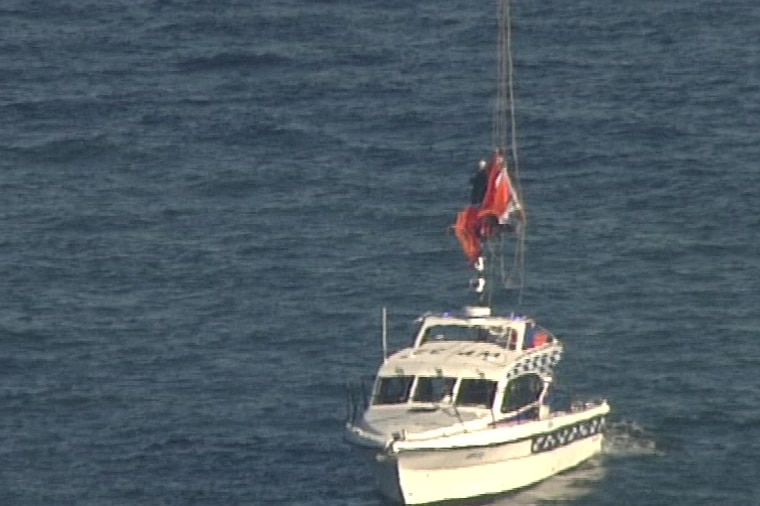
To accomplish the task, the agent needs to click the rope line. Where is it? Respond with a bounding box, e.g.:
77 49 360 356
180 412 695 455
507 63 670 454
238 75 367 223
491 0 527 305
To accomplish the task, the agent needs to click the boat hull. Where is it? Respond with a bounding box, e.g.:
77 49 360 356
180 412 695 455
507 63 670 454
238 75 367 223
355 406 608 505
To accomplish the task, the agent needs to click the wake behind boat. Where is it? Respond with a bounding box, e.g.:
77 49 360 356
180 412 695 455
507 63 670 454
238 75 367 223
344 1 610 504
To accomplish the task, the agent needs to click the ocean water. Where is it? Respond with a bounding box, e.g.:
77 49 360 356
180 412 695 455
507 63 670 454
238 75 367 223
1 0 759 505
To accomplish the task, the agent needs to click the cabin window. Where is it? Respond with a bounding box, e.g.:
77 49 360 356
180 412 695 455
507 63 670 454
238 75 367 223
455 379 497 408
501 373 543 413
422 325 471 344
412 376 456 403
421 325 502 344
522 325 551 349
373 376 414 405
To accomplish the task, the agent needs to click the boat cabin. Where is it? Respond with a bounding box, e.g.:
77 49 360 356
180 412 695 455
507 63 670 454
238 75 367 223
365 311 561 424
370 350 550 424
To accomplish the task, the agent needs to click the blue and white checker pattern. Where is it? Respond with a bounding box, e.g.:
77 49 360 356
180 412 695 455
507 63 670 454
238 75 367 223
505 345 563 380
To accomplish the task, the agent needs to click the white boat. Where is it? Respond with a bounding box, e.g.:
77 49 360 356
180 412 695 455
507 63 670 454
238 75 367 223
345 307 609 504
345 1 610 504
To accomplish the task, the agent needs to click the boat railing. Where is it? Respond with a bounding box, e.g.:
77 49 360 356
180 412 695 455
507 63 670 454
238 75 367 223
489 402 541 427
570 397 608 412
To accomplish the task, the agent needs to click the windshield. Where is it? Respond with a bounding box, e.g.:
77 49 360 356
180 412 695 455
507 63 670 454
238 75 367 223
373 375 498 409
373 376 413 405
412 376 456 403
456 379 498 408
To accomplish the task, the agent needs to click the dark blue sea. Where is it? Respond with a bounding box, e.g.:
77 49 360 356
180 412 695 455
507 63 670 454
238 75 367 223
2 0 759 504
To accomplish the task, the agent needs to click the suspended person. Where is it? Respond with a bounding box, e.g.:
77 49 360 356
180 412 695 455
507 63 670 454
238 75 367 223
469 159 489 206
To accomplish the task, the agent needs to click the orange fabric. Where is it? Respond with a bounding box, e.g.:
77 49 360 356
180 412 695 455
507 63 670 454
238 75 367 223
478 153 513 224
453 151 521 265
533 332 548 347
454 207 482 264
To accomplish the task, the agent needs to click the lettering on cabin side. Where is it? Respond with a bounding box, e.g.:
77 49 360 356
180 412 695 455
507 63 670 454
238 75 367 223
457 350 502 359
